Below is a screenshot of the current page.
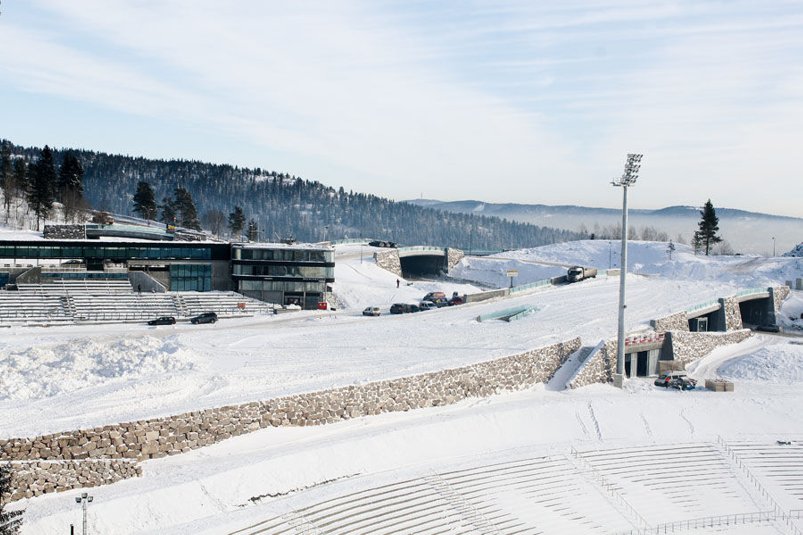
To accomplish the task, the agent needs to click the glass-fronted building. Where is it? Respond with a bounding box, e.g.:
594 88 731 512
231 244 334 308
0 239 334 308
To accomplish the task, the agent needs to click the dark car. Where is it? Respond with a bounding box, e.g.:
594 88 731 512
147 316 176 326
654 371 687 388
669 376 697 390
448 295 465 306
190 312 218 324
390 303 419 314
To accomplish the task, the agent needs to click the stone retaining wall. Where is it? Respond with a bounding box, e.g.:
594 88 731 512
373 249 402 276
3 460 141 502
569 339 616 388
721 297 743 331
665 329 752 367
446 248 464 270
652 311 689 333
43 224 86 240
1 338 580 500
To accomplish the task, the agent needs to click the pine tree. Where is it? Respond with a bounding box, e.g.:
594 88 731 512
27 146 57 230
0 463 24 534
132 181 157 220
173 187 201 230
696 199 722 256
228 206 245 239
160 196 177 225
0 145 12 220
58 153 85 222
246 218 258 241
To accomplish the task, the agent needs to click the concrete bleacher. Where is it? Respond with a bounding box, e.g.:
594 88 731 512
576 443 766 526
233 455 633 534
725 440 803 512
0 280 277 324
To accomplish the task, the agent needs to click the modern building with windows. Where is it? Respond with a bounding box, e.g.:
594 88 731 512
232 243 335 308
0 237 334 309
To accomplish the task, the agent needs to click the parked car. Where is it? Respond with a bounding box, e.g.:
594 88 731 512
448 295 465 306
190 311 218 324
419 301 438 311
147 316 176 326
390 303 420 314
654 371 688 388
669 376 697 390
423 291 446 302
362 306 381 317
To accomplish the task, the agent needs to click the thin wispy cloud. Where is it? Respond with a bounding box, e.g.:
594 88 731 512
1 0 802 216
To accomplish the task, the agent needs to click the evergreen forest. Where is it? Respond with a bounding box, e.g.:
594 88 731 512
1 140 581 250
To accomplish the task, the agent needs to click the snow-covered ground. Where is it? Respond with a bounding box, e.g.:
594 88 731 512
4 239 803 534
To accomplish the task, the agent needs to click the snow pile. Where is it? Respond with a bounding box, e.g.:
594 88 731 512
783 243 803 257
0 336 195 401
717 344 803 383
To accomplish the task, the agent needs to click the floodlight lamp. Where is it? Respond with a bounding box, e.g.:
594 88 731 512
75 497 81 503
88 496 93 502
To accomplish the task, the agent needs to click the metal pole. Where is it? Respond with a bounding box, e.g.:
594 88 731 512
616 185 629 380
772 237 775 257
82 498 87 535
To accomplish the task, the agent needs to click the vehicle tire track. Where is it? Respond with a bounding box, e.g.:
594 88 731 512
640 413 653 439
680 408 695 437
587 402 603 440
575 410 591 439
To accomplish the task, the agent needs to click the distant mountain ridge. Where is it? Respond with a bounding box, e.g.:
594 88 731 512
405 199 803 255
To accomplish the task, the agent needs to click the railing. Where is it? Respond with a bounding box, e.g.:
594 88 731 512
735 287 769 298
685 299 720 314
509 278 551 294
397 246 445 254
569 447 649 530
614 511 777 534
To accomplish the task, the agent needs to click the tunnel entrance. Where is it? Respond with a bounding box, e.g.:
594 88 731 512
400 255 447 278
739 297 772 327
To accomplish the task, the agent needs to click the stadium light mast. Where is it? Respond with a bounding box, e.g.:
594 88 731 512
611 153 642 387
75 492 93 535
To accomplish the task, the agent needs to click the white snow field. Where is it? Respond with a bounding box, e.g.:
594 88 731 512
4 240 803 534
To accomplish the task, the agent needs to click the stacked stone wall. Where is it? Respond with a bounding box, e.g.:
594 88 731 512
43 224 86 239
721 297 743 331
1 337 579 500
569 339 616 388
666 329 752 367
651 312 689 333
373 249 402 276
2 460 141 502
445 248 464 270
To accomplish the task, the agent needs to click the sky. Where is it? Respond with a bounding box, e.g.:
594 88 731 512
1 1 802 217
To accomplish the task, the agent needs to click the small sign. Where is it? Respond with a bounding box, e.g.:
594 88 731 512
505 269 518 277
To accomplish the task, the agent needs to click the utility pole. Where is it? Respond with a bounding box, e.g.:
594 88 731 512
611 153 642 387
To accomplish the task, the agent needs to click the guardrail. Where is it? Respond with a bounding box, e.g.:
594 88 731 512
509 278 551 294
398 246 446 254
614 511 777 535
685 299 720 314
735 287 769 298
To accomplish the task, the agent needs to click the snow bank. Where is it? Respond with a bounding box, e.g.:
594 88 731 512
717 344 803 383
0 336 195 401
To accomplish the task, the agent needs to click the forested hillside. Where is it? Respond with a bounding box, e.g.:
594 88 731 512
1 140 581 249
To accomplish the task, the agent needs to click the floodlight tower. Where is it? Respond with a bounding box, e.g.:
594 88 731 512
611 153 642 386
75 492 93 535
